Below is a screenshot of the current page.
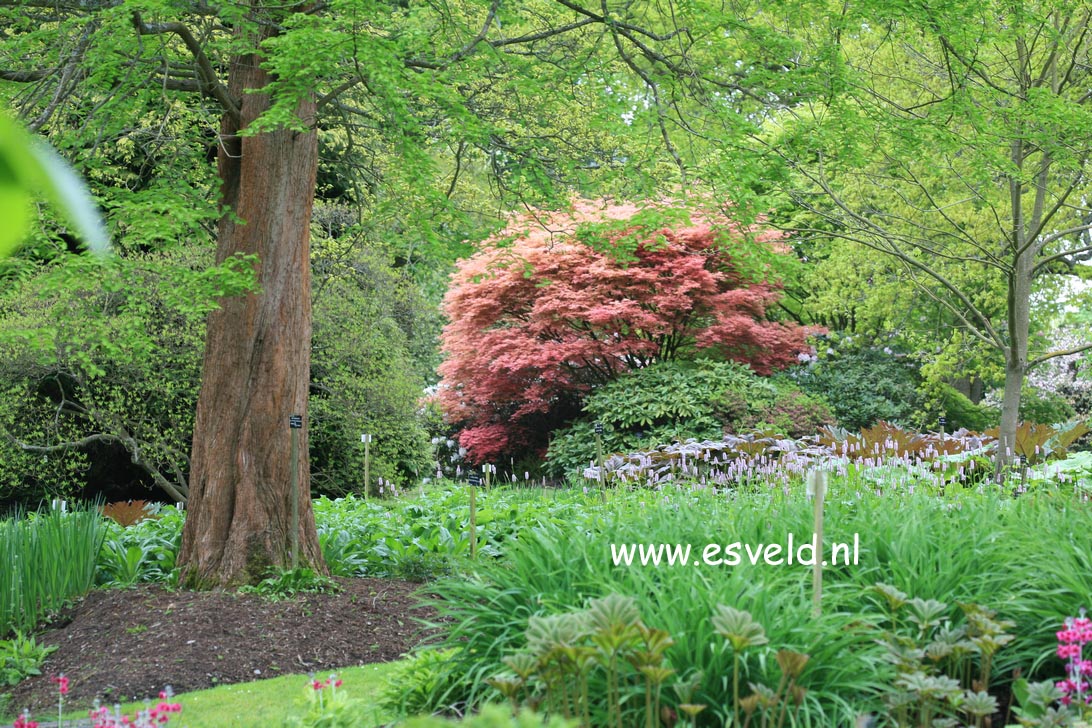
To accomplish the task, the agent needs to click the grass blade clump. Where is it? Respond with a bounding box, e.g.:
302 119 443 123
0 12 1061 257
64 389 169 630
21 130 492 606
0 506 105 636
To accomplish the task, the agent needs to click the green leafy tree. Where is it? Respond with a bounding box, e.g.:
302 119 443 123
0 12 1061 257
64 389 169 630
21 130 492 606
767 1 1092 471
0 0 826 584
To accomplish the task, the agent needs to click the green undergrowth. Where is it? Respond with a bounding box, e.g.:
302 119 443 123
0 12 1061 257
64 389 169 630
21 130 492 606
91 486 599 588
0 507 105 637
399 486 1092 725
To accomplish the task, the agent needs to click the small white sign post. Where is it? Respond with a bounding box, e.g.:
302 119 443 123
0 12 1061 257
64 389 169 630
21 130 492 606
361 433 373 497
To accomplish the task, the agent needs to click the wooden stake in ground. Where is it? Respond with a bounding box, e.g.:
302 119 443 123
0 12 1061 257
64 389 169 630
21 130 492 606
468 469 481 559
807 469 827 617
289 414 302 569
361 433 373 498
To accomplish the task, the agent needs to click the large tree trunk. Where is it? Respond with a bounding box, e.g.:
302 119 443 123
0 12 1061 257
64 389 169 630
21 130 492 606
178 16 325 587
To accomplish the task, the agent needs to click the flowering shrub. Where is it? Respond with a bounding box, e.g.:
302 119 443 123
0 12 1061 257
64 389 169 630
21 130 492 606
439 198 812 463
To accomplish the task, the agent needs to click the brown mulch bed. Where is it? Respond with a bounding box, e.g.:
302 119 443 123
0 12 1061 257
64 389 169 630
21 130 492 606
5 578 434 716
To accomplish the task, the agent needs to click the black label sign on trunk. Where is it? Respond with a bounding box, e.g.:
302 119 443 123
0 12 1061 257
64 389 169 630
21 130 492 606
594 422 604 435
289 414 303 429
468 472 482 486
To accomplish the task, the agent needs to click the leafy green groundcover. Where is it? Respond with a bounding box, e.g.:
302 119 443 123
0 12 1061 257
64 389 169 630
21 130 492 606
94 487 598 587
396 487 1092 725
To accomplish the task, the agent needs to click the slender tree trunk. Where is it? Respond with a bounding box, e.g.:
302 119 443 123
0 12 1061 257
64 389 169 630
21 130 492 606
995 256 1032 480
178 14 326 587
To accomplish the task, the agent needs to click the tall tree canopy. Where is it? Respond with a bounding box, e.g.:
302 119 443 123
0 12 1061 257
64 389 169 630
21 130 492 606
1 0 823 584
766 0 1092 469
438 198 811 462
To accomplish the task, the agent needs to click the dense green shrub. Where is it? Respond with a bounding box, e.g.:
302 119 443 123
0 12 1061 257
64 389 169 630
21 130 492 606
309 247 437 495
545 360 833 477
717 376 836 437
0 244 437 504
0 249 248 505
919 382 998 432
940 384 997 431
1018 386 1076 426
791 341 923 430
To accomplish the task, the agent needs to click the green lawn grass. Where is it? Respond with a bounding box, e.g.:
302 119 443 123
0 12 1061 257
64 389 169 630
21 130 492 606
52 662 401 728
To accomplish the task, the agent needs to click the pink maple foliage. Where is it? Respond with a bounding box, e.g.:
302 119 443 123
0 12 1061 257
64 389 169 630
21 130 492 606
438 198 814 462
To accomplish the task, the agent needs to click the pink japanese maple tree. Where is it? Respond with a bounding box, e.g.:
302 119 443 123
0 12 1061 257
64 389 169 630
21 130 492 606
438 198 813 462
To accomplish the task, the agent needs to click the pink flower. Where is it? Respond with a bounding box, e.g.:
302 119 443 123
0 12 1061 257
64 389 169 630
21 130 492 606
51 674 69 696
1058 643 1082 659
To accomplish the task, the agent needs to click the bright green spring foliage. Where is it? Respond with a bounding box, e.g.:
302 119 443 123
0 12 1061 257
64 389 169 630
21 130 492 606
309 244 437 495
0 240 437 503
768 0 1092 461
0 248 255 504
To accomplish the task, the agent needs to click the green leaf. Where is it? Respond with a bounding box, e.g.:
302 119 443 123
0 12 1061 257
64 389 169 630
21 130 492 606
0 113 108 256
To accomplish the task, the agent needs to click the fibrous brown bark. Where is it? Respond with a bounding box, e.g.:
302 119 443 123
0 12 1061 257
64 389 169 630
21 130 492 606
178 14 325 587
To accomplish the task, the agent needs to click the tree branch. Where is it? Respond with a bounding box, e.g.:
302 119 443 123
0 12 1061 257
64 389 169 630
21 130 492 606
404 0 499 70
0 69 51 82
1029 340 1092 368
131 11 239 123
5 431 189 502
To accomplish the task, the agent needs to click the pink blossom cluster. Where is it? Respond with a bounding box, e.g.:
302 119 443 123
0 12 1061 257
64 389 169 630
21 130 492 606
12 710 37 728
309 673 343 711
50 674 69 696
1057 611 1092 707
311 675 343 691
88 690 182 728
11 679 182 728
